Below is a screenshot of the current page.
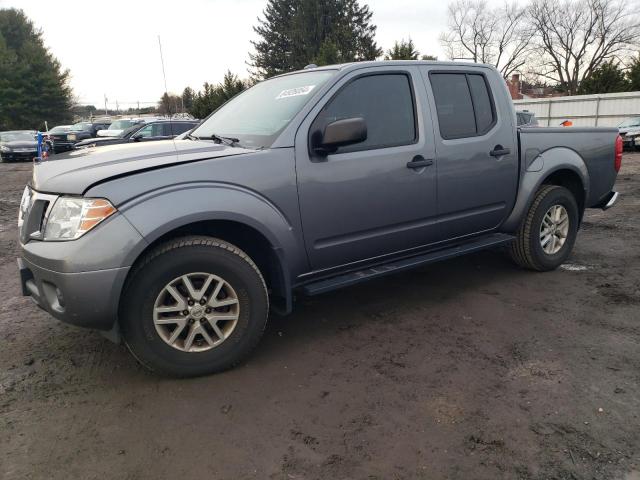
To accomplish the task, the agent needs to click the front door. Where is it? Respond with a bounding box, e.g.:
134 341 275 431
295 66 439 271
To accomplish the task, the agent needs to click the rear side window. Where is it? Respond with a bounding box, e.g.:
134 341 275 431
312 73 417 154
430 72 496 139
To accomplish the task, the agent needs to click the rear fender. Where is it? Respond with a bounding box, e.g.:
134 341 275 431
501 147 589 232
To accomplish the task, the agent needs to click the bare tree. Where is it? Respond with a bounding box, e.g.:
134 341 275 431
528 0 640 94
440 0 534 78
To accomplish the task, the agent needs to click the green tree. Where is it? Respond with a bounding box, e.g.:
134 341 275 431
578 60 630 94
181 87 195 113
190 71 247 119
385 38 419 60
0 8 73 130
627 55 640 91
249 0 382 79
421 54 438 61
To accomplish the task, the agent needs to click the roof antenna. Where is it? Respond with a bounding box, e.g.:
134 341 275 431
158 35 176 147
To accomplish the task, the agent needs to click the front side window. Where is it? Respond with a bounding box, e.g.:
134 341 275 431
311 73 417 154
430 72 496 139
191 70 336 149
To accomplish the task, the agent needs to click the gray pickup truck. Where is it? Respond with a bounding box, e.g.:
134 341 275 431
17 61 621 376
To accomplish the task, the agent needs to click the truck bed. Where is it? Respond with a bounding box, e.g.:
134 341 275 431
518 127 619 207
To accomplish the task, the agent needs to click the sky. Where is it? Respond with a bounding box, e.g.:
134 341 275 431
0 0 490 109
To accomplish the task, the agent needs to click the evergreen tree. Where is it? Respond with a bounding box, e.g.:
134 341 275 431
0 9 72 130
385 39 419 60
181 87 195 113
250 0 382 79
627 55 640 91
189 71 247 119
578 60 630 94
421 54 438 61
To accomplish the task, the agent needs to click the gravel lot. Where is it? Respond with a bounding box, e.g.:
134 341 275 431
1 154 639 480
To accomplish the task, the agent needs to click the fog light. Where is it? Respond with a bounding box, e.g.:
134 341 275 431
56 287 65 308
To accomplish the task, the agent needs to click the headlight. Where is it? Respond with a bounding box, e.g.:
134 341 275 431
0 145 10 152
18 186 31 227
43 197 116 240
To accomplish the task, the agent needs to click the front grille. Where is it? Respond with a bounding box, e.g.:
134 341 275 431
5 152 36 162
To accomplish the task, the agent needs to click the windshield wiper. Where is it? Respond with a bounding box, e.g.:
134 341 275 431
210 133 240 147
187 133 241 147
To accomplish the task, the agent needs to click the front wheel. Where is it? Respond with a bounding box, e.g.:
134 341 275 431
120 236 269 377
510 185 579 271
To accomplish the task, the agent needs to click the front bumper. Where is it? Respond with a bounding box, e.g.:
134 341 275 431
52 142 74 153
17 205 148 332
1 150 37 162
18 256 129 331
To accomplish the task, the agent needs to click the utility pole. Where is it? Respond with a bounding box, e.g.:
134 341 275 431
104 95 108 115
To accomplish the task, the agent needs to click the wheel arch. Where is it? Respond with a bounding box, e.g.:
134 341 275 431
114 185 305 327
501 147 589 232
119 218 293 325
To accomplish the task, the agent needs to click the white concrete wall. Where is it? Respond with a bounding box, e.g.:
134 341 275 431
513 91 640 127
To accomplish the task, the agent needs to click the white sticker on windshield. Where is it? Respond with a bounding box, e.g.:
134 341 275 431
276 85 316 99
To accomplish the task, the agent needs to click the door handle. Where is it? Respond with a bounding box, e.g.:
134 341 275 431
490 145 511 157
406 156 434 169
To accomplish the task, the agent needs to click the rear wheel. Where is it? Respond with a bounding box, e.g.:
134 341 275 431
510 185 579 271
120 236 269 377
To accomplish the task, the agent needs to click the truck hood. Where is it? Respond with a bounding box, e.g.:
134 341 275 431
31 139 255 194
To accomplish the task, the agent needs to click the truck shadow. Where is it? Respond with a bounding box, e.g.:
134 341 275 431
251 247 527 364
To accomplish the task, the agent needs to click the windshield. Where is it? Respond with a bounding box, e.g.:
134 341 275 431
618 117 640 128
70 123 90 131
49 126 71 134
109 120 136 130
0 132 35 142
191 70 336 149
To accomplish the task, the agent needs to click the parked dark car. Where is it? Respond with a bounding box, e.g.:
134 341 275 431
17 61 621 377
74 120 198 149
0 130 39 162
51 121 111 153
516 110 539 127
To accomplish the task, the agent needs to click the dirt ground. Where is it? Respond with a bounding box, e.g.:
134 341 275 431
1 154 639 480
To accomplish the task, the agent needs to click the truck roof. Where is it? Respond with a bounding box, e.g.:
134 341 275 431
277 60 498 78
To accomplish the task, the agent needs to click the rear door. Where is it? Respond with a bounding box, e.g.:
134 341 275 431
420 66 518 240
295 66 439 271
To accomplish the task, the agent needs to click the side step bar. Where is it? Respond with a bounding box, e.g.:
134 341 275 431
300 233 515 296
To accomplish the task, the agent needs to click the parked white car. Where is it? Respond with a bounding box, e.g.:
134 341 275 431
617 117 640 149
96 118 149 137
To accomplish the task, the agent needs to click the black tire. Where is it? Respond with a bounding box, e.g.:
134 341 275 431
120 236 269 377
510 185 579 271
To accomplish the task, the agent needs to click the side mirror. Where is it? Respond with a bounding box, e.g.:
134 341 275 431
131 133 143 141
312 117 367 155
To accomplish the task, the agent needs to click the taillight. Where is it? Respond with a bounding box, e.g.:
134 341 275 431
614 135 623 172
